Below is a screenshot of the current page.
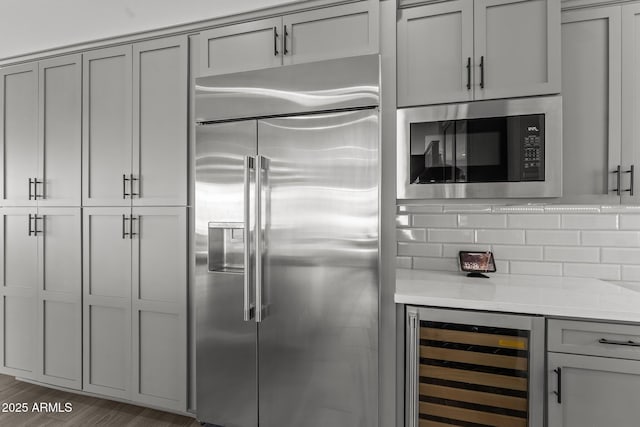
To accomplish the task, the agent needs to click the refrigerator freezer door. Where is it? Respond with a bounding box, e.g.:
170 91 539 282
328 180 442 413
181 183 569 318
195 120 258 426
256 109 379 427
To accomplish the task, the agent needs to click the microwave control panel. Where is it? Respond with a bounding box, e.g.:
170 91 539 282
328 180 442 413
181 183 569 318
521 115 544 181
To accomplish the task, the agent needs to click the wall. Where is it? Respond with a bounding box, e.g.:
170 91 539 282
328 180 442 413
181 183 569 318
0 0 301 59
397 204 640 282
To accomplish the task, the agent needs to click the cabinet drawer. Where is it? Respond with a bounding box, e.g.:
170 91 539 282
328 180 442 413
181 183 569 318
548 319 640 360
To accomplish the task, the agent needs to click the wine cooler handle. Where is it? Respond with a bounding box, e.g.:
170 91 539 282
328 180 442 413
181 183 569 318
407 308 419 427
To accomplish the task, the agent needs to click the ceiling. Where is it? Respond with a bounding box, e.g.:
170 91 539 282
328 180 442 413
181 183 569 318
0 0 301 59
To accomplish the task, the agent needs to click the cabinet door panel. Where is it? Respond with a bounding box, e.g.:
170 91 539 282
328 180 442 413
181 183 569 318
4 212 38 291
131 207 187 411
561 7 621 203
548 353 640 427
475 0 561 100
0 64 38 206
38 55 82 207
200 18 282 76
3 295 36 375
282 2 378 66
622 4 640 204
88 305 130 392
133 36 187 206
398 1 473 106
83 46 132 206
42 300 79 382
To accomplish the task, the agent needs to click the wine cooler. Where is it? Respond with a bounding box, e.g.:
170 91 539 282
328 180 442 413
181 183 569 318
406 307 545 427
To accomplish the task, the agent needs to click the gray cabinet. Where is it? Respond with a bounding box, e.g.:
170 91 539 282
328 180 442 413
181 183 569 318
1 56 82 208
622 3 640 204
398 0 560 107
199 2 377 76
83 207 187 409
0 208 81 388
547 319 640 427
83 36 187 207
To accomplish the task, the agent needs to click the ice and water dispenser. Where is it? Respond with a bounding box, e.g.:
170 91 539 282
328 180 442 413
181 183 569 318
207 222 245 273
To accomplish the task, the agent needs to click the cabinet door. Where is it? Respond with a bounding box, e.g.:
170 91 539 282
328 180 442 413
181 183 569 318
622 4 640 203
37 208 81 389
282 2 378 66
561 7 622 203
83 208 132 399
397 1 474 107
548 353 640 427
83 46 133 207
0 208 38 379
132 36 188 207
0 64 38 207
131 207 187 411
38 55 82 207
474 0 561 100
199 18 282 76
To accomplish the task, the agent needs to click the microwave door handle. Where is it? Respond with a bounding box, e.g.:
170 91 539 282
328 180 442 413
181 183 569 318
243 156 255 321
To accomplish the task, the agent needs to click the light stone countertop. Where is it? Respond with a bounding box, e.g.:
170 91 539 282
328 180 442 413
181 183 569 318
396 269 640 323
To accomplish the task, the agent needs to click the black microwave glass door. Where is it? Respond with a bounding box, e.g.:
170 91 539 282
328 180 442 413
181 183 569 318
409 114 544 184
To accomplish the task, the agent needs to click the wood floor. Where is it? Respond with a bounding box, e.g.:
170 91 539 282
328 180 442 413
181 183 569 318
0 374 200 427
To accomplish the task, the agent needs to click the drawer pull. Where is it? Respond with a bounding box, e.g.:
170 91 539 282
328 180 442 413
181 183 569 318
599 338 640 347
553 368 561 404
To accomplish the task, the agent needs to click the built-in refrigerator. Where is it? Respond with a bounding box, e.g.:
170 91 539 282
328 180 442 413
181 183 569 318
195 55 380 427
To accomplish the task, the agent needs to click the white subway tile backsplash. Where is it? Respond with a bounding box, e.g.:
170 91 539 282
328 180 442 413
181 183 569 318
602 248 640 264
443 205 493 213
526 230 581 246
544 247 600 263
398 205 443 213
458 214 507 229
397 242 442 257
582 231 640 247
508 214 561 229
622 266 640 282
563 263 621 280
442 244 492 258
396 214 410 227
476 230 525 245
396 256 412 269
413 257 459 272
544 205 601 213
413 214 457 228
428 229 475 243
495 260 509 274
510 261 563 276
492 245 543 261
561 214 618 230
620 215 640 230
397 229 427 242
493 205 546 213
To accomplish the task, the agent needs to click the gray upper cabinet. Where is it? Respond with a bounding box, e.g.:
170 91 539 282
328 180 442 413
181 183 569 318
83 46 133 207
84 37 188 207
0 64 39 207
38 55 82 207
199 1 377 76
561 6 621 203
398 0 560 107
397 1 474 106
133 36 188 207
200 17 283 76
622 3 640 204
282 2 378 66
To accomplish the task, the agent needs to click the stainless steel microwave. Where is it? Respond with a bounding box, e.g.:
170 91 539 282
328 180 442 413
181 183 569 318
397 96 562 199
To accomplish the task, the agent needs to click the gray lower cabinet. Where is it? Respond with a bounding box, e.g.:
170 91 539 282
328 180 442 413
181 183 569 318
0 208 81 389
83 207 187 410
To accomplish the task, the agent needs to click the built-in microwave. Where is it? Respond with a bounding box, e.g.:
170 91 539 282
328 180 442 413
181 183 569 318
397 96 562 199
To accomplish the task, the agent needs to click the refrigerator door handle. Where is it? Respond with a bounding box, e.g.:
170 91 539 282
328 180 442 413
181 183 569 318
244 156 256 321
255 154 269 323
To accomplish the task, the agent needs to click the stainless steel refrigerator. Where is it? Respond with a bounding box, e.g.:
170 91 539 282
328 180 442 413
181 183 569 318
195 55 380 427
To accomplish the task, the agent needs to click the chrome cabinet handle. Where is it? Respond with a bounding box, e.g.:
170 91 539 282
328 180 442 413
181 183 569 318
34 215 43 235
407 309 419 427
28 214 34 236
273 27 279 56
34 179 43 200
625 165 635 196
123 174 130 199
130 174 139 198
466 57 471 90
612 165 622 196
283 25 289 55
479 56 485 89
130 215 138 238
255 155 269 323
553 367 562 404
244 156 255 322
599 337 640 347
122 214 129 239
28 178 34 200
